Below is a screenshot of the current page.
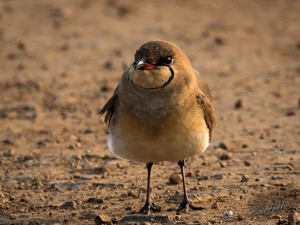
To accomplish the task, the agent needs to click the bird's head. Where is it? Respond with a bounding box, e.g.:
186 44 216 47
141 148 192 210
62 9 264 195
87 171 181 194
127 40 194 90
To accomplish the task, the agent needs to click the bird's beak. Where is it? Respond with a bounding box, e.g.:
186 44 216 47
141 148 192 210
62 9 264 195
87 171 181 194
135 60 156 70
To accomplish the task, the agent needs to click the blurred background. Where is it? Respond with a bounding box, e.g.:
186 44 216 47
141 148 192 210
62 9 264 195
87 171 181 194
0 0 299 224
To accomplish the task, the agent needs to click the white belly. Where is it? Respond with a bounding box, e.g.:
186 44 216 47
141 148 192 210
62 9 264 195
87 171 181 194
107 126 210 163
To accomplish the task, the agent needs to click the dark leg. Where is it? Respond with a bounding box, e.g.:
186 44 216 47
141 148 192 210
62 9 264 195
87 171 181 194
177 159 205 212
138 162 161 215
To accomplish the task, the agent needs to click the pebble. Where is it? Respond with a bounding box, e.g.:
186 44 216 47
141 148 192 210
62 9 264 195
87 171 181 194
218 152 232 160
94 214 112 225
174 215 181 221
2 139 14 145
211 202 219 209
186 171 193 177
59 201 77 209
277 218 288 224
91 166 107 174
219 161 227 168
241 174 249 182
17 41 26 51
219 142 228 150
0 191 5 198
234 99 242 109
37 140 47 148
80 212 97 219
169 173 182 185
214 36 224 45
237 214 244 220
211 174 224 180
125 205 133 210
242 144 248 148
224 210 233 217
197 174 209 181
244 160 251 166
7 52 17 60
285 109 295 116
86 197 104 204
3 149 15 157
288 208 300 225
103 61 113 70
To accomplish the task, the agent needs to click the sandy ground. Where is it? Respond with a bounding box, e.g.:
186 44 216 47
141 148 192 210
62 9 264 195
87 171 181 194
0 0 299 224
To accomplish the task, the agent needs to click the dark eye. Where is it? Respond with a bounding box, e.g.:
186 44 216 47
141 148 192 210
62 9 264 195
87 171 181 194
163 56 173 65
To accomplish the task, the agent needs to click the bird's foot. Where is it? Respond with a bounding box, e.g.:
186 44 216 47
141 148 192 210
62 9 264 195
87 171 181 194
177 198 205 212
139 201 161 215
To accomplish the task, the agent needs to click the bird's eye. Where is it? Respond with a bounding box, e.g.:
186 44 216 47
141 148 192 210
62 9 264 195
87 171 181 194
163 56 173 65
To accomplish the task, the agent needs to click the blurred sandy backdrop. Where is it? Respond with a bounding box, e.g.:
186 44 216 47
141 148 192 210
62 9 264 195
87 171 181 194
0 1 299 224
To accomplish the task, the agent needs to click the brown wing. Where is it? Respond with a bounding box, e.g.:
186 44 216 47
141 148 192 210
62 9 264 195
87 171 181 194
99 86 119 127
195 71 216 141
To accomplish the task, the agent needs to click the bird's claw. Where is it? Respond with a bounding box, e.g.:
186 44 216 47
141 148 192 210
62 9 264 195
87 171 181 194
177 199 205 212
139 201 161 215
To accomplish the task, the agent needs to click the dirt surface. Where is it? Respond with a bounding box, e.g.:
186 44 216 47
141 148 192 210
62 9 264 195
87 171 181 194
0 1 299 224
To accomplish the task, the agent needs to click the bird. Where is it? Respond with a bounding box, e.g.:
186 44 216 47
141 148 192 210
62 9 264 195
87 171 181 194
99 40 216 215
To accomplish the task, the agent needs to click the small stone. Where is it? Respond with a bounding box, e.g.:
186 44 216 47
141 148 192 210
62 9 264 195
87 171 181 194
83 128 93 134
218 152 232 160
237 214 244 220
59 201 77 209
211 202 219 209
49 183 61 191
244 160 251 166
169 173 182 185
103 61 113 70
125 205 133 210
241 174 249 182
285 109 295 116
3 149 15 157
277 218 288 224
174 215 181 221
91 166 107 174
68 144 75 150
95 214 112 225
71 212 78 217
86 197 104 204
197 174 209 181
219 161 227 168
0 191 5 198
17 41 26 51
17 63 25 70
7 52 17 60
186 172 193 177
214 37 224 45
37 140 46 148
224 210 233 217
288 208 300 225
234 99 242 109
211 174 224 180
219 142 228 150
80 212 97 219
2 139 14 145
